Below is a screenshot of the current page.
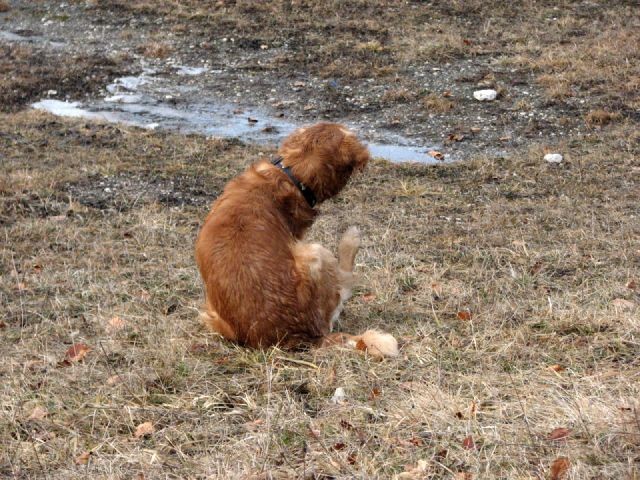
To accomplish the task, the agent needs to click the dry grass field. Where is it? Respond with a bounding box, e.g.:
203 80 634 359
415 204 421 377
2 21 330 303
1 1 639 479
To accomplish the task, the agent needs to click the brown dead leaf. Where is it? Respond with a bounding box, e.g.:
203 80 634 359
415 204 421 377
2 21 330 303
369 387 381 400
340 420 355 430
107 316 125 332
75 451 91 465
15 281 28 291
548 427 572 441
0 320 6 329
455 473 473 480
529 261 544 275
435 448 448 460
64 343 91 363
28 406 48 420
331 442 346 451
548 364 565 373
428 150 445 161
134 422 155 438
106 374 123 386
457 311 472 321
612 298 635 310
461 435 476 450
626 279 637 290
550 457 570 480
361 293 377 302
447 133 465 143
244 419 264 431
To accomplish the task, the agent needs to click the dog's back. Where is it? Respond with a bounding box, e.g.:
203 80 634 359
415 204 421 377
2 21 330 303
195 164 325 348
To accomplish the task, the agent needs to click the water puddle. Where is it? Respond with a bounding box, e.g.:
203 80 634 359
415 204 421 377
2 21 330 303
0 29 65 48
31 73 446 164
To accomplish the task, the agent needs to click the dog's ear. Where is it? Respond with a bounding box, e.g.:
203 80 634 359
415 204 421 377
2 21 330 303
337 130 370 174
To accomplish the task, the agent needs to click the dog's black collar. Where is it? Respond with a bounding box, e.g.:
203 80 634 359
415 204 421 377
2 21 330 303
271 156 317 208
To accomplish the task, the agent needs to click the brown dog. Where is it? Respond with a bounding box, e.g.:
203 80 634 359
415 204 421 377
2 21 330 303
195 123 398 357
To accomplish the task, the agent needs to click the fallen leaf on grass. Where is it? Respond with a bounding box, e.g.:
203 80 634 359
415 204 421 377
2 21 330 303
550 457 570 480
340 420 354 430
75 451 91 465
28 406 48 420
244 419 264 431
455 473 473 480
360 293 377 302
106 375 123 386
447 133 465 143
462 435 476 450
612 298 635 310
0 320 6 329
107 316 125 332
457 311 472 321
369 387 381 400
134 422 155 438
65 343 91 362
58 343 91 367
548 364 565 373
428 150 445 161
626 279 637 290
548 428 571 441
396 459 428 479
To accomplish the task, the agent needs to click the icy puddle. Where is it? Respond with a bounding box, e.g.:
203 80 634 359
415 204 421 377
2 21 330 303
32 74 445 164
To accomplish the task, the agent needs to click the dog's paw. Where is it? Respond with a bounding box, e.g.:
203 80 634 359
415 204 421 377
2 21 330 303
341 226 361 249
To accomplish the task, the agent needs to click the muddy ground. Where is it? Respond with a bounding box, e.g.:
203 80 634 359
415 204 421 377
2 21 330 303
2 0 638 158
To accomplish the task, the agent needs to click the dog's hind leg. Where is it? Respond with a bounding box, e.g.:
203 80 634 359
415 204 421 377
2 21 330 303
330 226 361 328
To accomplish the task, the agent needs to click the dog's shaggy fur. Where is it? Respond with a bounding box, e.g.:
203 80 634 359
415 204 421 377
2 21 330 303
195 123 398 357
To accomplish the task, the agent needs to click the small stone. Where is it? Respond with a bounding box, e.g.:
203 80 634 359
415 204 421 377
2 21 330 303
330 387 346 404
544 153 563 163
473 89 497 101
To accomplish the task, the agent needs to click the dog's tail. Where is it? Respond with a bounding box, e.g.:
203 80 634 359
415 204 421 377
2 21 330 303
321 329 399 358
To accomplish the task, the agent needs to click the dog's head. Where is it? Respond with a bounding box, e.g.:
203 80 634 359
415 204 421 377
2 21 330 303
277 123 370 203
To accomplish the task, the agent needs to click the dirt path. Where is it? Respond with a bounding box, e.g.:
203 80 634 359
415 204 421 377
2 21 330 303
4 1 636 160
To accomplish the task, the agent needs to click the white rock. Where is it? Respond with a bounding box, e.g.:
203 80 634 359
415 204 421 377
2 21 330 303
544 153 563 163
473 89 498 101
330 387 346 405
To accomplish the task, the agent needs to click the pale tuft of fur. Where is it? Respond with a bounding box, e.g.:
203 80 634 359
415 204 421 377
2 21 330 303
358 329 399 358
